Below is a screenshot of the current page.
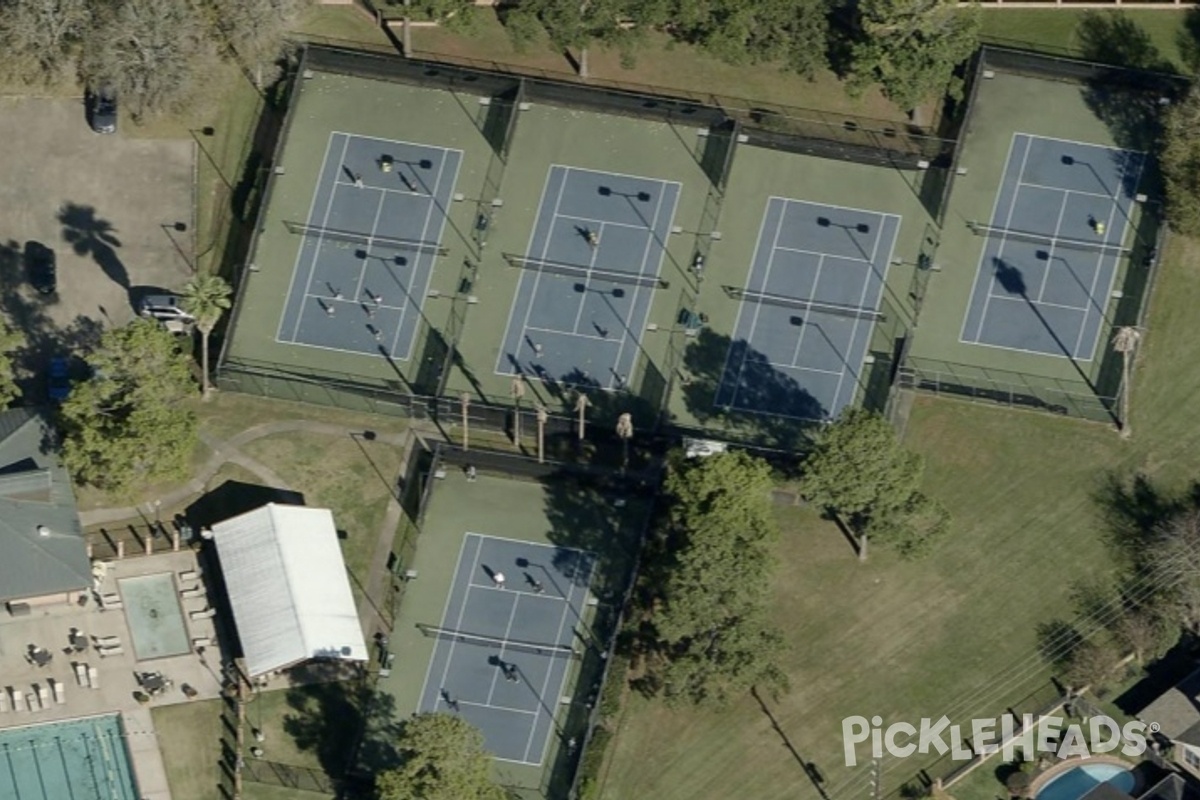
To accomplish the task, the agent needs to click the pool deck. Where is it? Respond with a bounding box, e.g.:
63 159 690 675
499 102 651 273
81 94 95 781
0 550 225 800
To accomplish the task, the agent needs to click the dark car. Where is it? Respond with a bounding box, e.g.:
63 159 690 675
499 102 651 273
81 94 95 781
48 357 70 404
24 241 56 295
88 86 117 134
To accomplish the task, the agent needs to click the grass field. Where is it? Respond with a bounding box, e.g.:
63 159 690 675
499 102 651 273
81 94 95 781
980 8 1194 71
409 12 918 125
598 232 1200 800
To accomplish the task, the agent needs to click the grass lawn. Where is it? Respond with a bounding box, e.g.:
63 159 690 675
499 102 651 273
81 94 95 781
410 12 915 125
193 391 413 442
599 232 1200 800
292 4 395 48
980 8 1193 71
240 428 407 603
153 700 226 800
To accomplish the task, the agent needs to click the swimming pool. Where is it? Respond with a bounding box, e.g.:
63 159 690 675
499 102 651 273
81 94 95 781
118 573 190 659
0 714 139 800
1035 762 1136 800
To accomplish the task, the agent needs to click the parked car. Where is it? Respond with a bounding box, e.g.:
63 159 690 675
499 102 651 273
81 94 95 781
88 86 117 134
139 294 194 323
24 241 56 295
48 357 70 403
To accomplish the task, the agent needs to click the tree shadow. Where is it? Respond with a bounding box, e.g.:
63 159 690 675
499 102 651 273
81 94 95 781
1078 12 1172 72
680 326 824 449
1092 471 1195 566
1179 7 1200 74
57 202 128 292
282 681 396 783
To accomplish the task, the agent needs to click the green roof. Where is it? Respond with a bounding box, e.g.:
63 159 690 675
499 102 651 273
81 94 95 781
0 408 89 603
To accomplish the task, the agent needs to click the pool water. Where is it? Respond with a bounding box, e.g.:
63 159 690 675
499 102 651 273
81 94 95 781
118 573 190 659
1036 763 1136 800
0 714 139 800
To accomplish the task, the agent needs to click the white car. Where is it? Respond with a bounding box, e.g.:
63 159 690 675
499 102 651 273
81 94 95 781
139 294 195 323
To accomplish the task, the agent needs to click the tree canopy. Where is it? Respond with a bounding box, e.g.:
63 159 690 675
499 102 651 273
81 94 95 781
58 319 197 492
210 0 310 88
375 713 504 800
643 450 788 707
0 0 91 85
672 0 831 78
848 0 979 112
1161 85 1200 236
0 321 24 409
801 407 949 559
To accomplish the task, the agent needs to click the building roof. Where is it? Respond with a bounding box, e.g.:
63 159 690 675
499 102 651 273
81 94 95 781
1137 668 1200 741
1139 774 1199 800
0 408 89 604
211 503 367 677
1081 781 1134 800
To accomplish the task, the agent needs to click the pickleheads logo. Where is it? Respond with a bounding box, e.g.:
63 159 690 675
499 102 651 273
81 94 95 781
841 715 1158 767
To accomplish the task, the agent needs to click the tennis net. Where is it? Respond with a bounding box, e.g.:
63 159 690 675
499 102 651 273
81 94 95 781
967 222 1133 257
503 253 668 289
285 221 449 256
727 287 884 322
417 624 581 660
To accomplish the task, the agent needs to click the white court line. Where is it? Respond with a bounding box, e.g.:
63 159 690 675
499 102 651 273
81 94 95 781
496 169 557 374
333 178 423 197
988 294 1090 314
289 134 351 343
455 699 539 716
729 201 789 401
556 212 647 232
524 325 614 343
416 535 475 714
277 134 338 344
299 292 406 313
484 591 523 705
713 198 777 410
1073 161 1128 359
515 170 570 365
1034 190 1071 303
774 244 874 264
1018 130 1148 158
787 254 826 368
570 220 606 335
432 536 486 712
354 191 389 303
961 335 1100 363
1018 180 1112 201
1082 153 1146 362
828 212 886 411
527 549 582 765
959 133 1024 346
610 182 668 390
558 162 684 189
970 134 1033 344
390 151 449 359
760 359 844 376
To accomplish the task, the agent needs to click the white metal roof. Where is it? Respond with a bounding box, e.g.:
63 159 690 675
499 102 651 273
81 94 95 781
211 503 367 677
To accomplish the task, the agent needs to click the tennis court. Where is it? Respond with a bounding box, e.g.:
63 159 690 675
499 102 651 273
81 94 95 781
417 532 595 765
276 131 462 360
959 133 1146 361
714 197 899 420
0 714 139 800
495 165 680 390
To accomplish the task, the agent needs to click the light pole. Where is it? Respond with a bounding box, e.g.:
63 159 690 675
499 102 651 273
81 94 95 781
460 392 471 451
616 412 633 470
575 392 590 442
510 376 526 448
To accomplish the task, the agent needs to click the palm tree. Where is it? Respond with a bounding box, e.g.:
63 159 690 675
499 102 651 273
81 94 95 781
180 274 232 398
1111 326 1141 438
616 412 633 469
460 392 471 451
536 405 548 464
575 392 590 441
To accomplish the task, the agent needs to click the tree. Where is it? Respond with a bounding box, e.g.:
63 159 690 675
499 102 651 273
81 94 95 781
1112 607 1176 666
0 0 91 85
81 0 220 120
1146 510 1200 633
1111 326 1141 438
58 319 198 492
671 0 831 78
375 713 504 800
0 321 24 409
180 274 232 398
1160 85 1200 235
648 451 788 706
210 0 310 89
801 407 948 560
848 0 980 114
1005 770 1031 799
1063 638 1122 690
407 0 477 34
501 0 670 74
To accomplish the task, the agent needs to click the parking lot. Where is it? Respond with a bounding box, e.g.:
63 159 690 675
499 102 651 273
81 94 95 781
0 96 195 380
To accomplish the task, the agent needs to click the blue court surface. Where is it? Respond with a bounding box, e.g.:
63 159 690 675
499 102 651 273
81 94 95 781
418 534 595 765
277 132 462 360
960 133 1146 361
496 165 680 390
0 715 139 800
715 198 899 421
